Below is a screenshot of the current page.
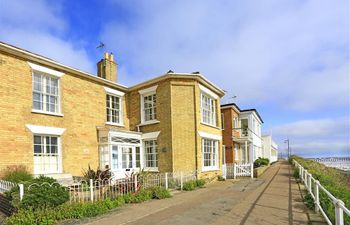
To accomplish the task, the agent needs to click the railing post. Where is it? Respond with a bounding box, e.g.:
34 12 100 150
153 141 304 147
304 170 307 186
234 163 237 179
180 172 183 190
250 163 254 179
299 165 302 179
90 179 94 202
335 199 344 225
314 180 320 213
222 164 226 180
308 173 312 193
19 184 24 201
165 173 168 189
134 174 138 191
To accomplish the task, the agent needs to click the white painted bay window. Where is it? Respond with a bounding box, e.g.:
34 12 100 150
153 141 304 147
199 84 218 127
202 138 219 171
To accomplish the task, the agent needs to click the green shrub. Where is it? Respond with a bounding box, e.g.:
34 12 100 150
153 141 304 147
8 175 69 209
196 179 206 187
132 189 153 203
254 157 269 168
217 175 226 181
293 167 300 179
182 181 196 191
151 187 171 199
1 165 33 183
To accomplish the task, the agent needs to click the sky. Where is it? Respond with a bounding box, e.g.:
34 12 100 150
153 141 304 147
0 0 349 157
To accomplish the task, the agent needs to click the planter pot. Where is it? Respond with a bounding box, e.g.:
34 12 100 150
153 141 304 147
253 165 270 178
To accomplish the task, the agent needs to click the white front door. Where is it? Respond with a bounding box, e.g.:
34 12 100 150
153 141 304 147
111 145 140 178
33 135 61 174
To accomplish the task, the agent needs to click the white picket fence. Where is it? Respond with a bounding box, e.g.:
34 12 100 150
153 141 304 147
68 171 197 203
0 180 17 193
222 163 253 179
1 171 197 203
293 160 350 225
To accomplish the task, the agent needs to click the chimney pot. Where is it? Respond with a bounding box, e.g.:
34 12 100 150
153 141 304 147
104 52 109 59
109 53 114 61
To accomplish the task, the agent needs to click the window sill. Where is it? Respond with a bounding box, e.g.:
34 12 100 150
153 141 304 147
106 122 125 127
201 167 220 172
200 122 220 130
31 109 64 117
143 167 159 172
138 120 160 126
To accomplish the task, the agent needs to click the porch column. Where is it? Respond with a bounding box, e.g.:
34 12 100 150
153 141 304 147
245 141 248 163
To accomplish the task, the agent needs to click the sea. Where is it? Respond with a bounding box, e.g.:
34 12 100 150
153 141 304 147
309 157 350 172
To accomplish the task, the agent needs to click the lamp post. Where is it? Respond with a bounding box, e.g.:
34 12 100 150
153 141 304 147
284 139 290 158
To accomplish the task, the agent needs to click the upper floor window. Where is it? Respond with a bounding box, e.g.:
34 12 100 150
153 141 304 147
201 94 216 126
104 87 124 126
106 94 122 125
139 85 158 124
233 117 238 128
199 84 218 127
143 93 157 121
221 113 224 130
32 73 60 113
29 62 64 116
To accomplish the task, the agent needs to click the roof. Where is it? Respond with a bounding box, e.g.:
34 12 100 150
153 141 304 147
0 41 225 96
220 103 264 123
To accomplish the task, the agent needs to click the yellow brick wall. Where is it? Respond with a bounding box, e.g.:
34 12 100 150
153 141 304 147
171 82 197 172
0 51 129 176
127 80 173 172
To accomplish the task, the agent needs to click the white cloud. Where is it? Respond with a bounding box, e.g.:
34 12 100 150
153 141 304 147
270 117 350 157
0 0 94 73
101 0 349 112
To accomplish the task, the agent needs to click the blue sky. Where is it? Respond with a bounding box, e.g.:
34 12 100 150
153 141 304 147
0 0 349 157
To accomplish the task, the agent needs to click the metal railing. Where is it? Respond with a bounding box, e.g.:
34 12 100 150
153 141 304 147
293 160 350 225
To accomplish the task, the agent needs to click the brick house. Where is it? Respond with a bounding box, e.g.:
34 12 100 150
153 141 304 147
221 103 263 164
0 42 225 179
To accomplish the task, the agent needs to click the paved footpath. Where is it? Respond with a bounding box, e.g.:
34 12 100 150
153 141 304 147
75 161 323 225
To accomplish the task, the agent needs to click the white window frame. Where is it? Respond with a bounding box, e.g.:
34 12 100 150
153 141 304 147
139 85 159 125
201 93 217 126
221 113 224 130
143 139 158 171
29 62 64 116
202 138 219 171
199 84 218 127
26 124 65 174
104 87 124 126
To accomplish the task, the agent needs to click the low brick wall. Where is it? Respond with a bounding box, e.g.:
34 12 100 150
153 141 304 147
0 194 14 216
254 165 270 178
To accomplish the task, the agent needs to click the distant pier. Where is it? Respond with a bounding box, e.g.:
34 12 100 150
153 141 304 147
310 157 350 171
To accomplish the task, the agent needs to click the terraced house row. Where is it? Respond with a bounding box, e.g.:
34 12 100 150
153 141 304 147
0 42 225 180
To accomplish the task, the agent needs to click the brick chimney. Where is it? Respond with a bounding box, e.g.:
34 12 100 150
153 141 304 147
97 52 117 82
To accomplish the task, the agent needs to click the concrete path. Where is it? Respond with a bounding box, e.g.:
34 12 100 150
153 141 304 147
76 161 322 225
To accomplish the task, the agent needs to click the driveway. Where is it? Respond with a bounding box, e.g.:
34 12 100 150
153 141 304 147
70 161 321 225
